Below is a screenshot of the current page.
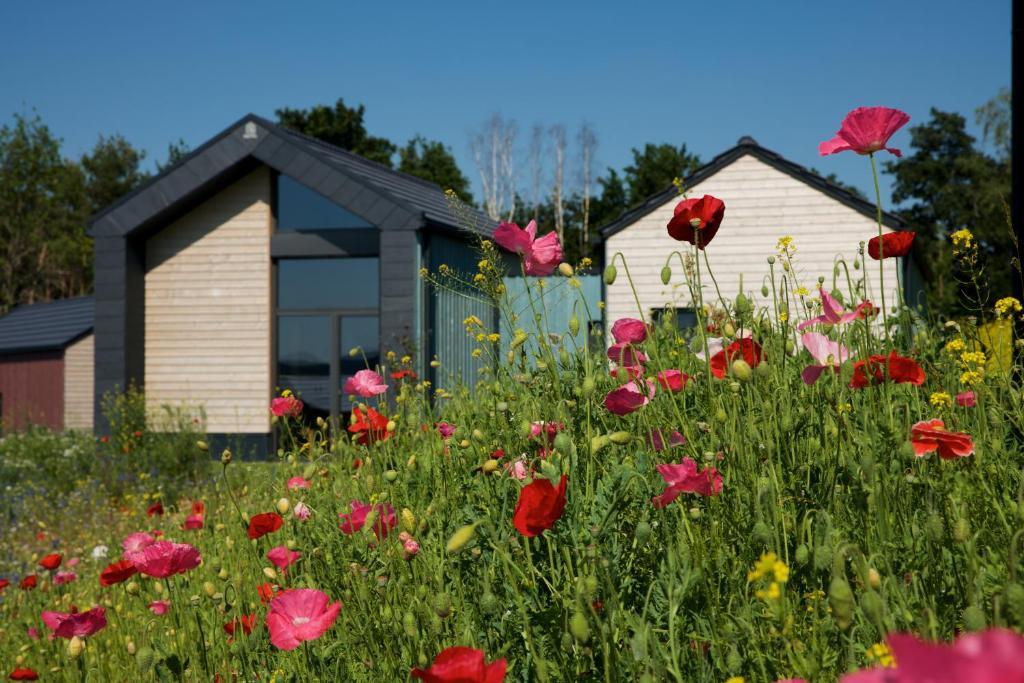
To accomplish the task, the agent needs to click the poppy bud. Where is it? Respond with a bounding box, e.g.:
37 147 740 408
860 589 885 627
559 348 571 366
402 611 418 638
445 523 477 554
384 470 399 483
276 498 290 514
608 431 631 445
135 646 156 672
828 576 855 630
558 262 574 277
795 544 809 565
752 520 771 546
569 611 590 643
430 359 440 368
660 266 672 285
689 507 702 520
68 636 85 659
726 647 742 672
433 593 452 618
386 420 397 432
603 265 617 285
868 567 881 589
220 448 232 465
814 543 833 572
126 640 136 655
723 323 735 338
458 439 471 449
953 518 971 542
582 376 596 395
263 567 277 580
784 340 795 354
196 440 209 452
731 359 752 382
962 604 986 632
203 581 216 597
767 255 776 265
126 581 140 595
540 460 560 481
407 455 417 470
481 459 499 474
925 513 944 543
218 568 229 580
590 434 610 454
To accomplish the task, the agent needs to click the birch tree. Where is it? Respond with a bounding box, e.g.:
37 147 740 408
549 124 567 243
470 114 517 221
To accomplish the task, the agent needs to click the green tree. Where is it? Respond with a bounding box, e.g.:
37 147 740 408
80 134 150 214
886 107 1013 314
0 113 90 312
975 88 1011 160
398 135 473 202
156 138 191 172
623 143 701 206
590 168 628 229
275 98 397 166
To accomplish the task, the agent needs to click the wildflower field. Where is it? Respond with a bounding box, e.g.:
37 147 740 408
1 107 1023 682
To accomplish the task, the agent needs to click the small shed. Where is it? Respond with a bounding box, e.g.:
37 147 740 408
0 297 94 432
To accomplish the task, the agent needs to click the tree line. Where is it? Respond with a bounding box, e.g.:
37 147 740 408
0 91 1013 316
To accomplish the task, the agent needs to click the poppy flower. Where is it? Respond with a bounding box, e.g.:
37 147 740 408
52 571 77 585
122 532 155 554
348 407 391 445
267 546 301 574
287 476 311 490
19 575 37 590
293 502 311 521
666 195 726 249
41 606 107 638
391 369 417 380
127 541 201 578
271 395 304 418
647 429 686 452
798 289 876 330
266 588 342 651
224 613 257 643
604 380 656 416
38 553 62 571
149 600 170 616
512 475 568 538
0 579 9 592
956 391 976 407
182 514 204 530
652 458 723 508
656 369 689 392
146 502 164 517
849 352 925 388
338 501 397 541
529 421 564 444
800 332 852 385
8 668 39 681
819 106 910 157
606 342 647 368
342 369 389 398
257 582 279 605
436 421 456 439
709 338 764 379
411 646 507 683
248 512 284 540
100 560 138 587
910 419 974 460
611 318 648 344
868 231 916 260
493 220 564 276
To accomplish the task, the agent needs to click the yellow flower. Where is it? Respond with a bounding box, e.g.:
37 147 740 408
866 642 895 668
795 286 810 297
776 235 795 254
960 351 986 366
725 678 745 683
995 297 1022 318
418 267 429 278
960 370 984 386
487 333 500 343
580 257 593 268
944 339 965 354
951 228 974 250
463 315 484 328
471 349 482 358
474 273 486 283
386 350 397 361
929 392 952 408
755 582 781 601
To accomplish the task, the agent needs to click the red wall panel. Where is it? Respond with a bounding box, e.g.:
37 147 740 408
0 351 64 431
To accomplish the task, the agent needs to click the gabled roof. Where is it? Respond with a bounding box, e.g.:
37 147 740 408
89 114 490 239
0 296 94 355
599 136 908 239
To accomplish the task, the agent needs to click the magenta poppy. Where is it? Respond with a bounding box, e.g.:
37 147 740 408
647 429 686 452
436 422 457 438
52 571 77 585
656 369 689 392
287 476 311 490
666 195 726 249
611 318 648 344
606 342 647 368
819 106 910 157
266 588 341 651
122 532 155 554
604 380 655 416
411 646 507 682
652 458 722 508
493 219 564 276
149 600 170 616
798 289 876 330
267 546 301 574
342 369 389 397
956 391 976 408
339 500 397 540
126 541 201 578
271 395 304 418
41 606 107 639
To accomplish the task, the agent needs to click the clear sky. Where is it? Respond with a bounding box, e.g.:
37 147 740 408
0 0 1010 208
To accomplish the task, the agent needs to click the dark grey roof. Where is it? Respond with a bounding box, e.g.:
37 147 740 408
89 114 491 239
0 296 94 355
599 136 908 239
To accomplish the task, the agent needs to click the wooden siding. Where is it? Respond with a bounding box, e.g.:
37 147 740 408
605 154 902 327
0 351 63 431
63 334 94 431
144 167 271 433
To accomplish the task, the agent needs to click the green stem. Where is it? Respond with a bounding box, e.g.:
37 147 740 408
869 153 892 348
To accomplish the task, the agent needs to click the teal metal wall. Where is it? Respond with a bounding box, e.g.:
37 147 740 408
499 275 603 358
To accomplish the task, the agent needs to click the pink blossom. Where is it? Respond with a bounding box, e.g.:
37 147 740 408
266 588 341 651
342 369 389 398
529 421 564 444
338 500 397 541
648 429 686 452
656 369 689 392
148 600 170 616
287 476 311 490
800 332 852 385
271 395 303 418
652 458 722 508
606 342 647 368
182 514 204 530
402 539 420 560
26 627 39 640
267 546 301 574
293 502 311 521
798 289 874 330
436 421 456 439
52 571 77 585
122 532 156 554
957 391 976 408
611 318 648 344
504 458 529 480
493 220 563 276
604 380 656 416
41 606 107 638
66 557 79 567
819 106 910 157
126 541 201 579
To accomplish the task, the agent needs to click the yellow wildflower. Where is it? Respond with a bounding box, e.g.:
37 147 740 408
960 370 984 386
725 678 745 683
776 235 794 253
995 297 1022 318
755 582 781 601
463 315 484 328
418 267 429 278
795 286 810 297
929 392 952 408
960 351 986 366
866 642 895 668
487 333 500 343
580 257 593 268
471 349 482 358
401 355 412 364
951 228 974 251
944 339 965 354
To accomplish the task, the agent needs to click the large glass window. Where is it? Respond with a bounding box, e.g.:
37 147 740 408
276 174 373 231
277 258 378 309
339 315 380 411
277 316 331 416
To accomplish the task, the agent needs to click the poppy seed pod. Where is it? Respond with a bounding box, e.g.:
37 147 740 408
603 265 617 285
731 359 752 381
761 285 770 297
635 520 652 545
446 523 477 554
481 459 499 474
608 431 631 445
384 470 399 482
569 611 590 643
433 593 452 618
962 604 986 632
795 544 809 565
558 262 574 277
828 576 855 630
568 314 580 337
68 636 85 659
660 266 672 285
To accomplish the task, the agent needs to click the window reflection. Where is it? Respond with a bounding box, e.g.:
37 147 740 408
276 174 372 231
277 258 379 310
340 316 380 410
277 316 330 415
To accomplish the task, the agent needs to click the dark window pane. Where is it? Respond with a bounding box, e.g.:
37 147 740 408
277 258 379 310
340 316 380 410
276 174 373 230
277 316 330 414
651 308 697 331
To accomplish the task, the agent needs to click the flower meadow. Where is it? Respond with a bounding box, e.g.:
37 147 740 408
2 107 1024 682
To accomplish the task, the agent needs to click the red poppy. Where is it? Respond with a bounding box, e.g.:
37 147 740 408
709 338 764 379
910 419 974 460
391 369 417 380
257 582 278 606
223 613 257 643
348 407 391 445
512 475 568 538
248 512 283 540
411 646 507 683
99 560 139 587
849 352 925 388
38 553 62 571
34 532 45 542
192 501 205 516
0 578 9 591
666 195 726 250
146 502 164 517
868 231 916 260
9 668 39 681
19 575 37 590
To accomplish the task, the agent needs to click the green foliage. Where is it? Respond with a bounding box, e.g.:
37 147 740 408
623 142 702 206
275 97 398 166
156 138 191 172
399 135 473 201
80 133 150 214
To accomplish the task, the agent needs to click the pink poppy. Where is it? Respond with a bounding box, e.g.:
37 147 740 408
436 422 456 439
41 606 107 639
122 532 156 554
611 318 648 344
504 458 529 480
606 342 647 368
271 395 304 418
342 369 389 397
127 541 201 578
287 476 311 490
529 421 564 444
800 332 852 385
293 502 311 521
266 588 341 651
402 538 420 560
647 429 686 452
66 557 79 567
267 546 301 574
798 289 875 331
26 627 40 640
652 458 722 508
819 106 910 157
493 220 563 276
338 500 397 541
656 369 689 392
148 600 170 616
52 571 77 585
956 391 976 408
604 379 656 416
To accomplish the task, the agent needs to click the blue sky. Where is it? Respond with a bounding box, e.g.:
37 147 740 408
0 0 1010 207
